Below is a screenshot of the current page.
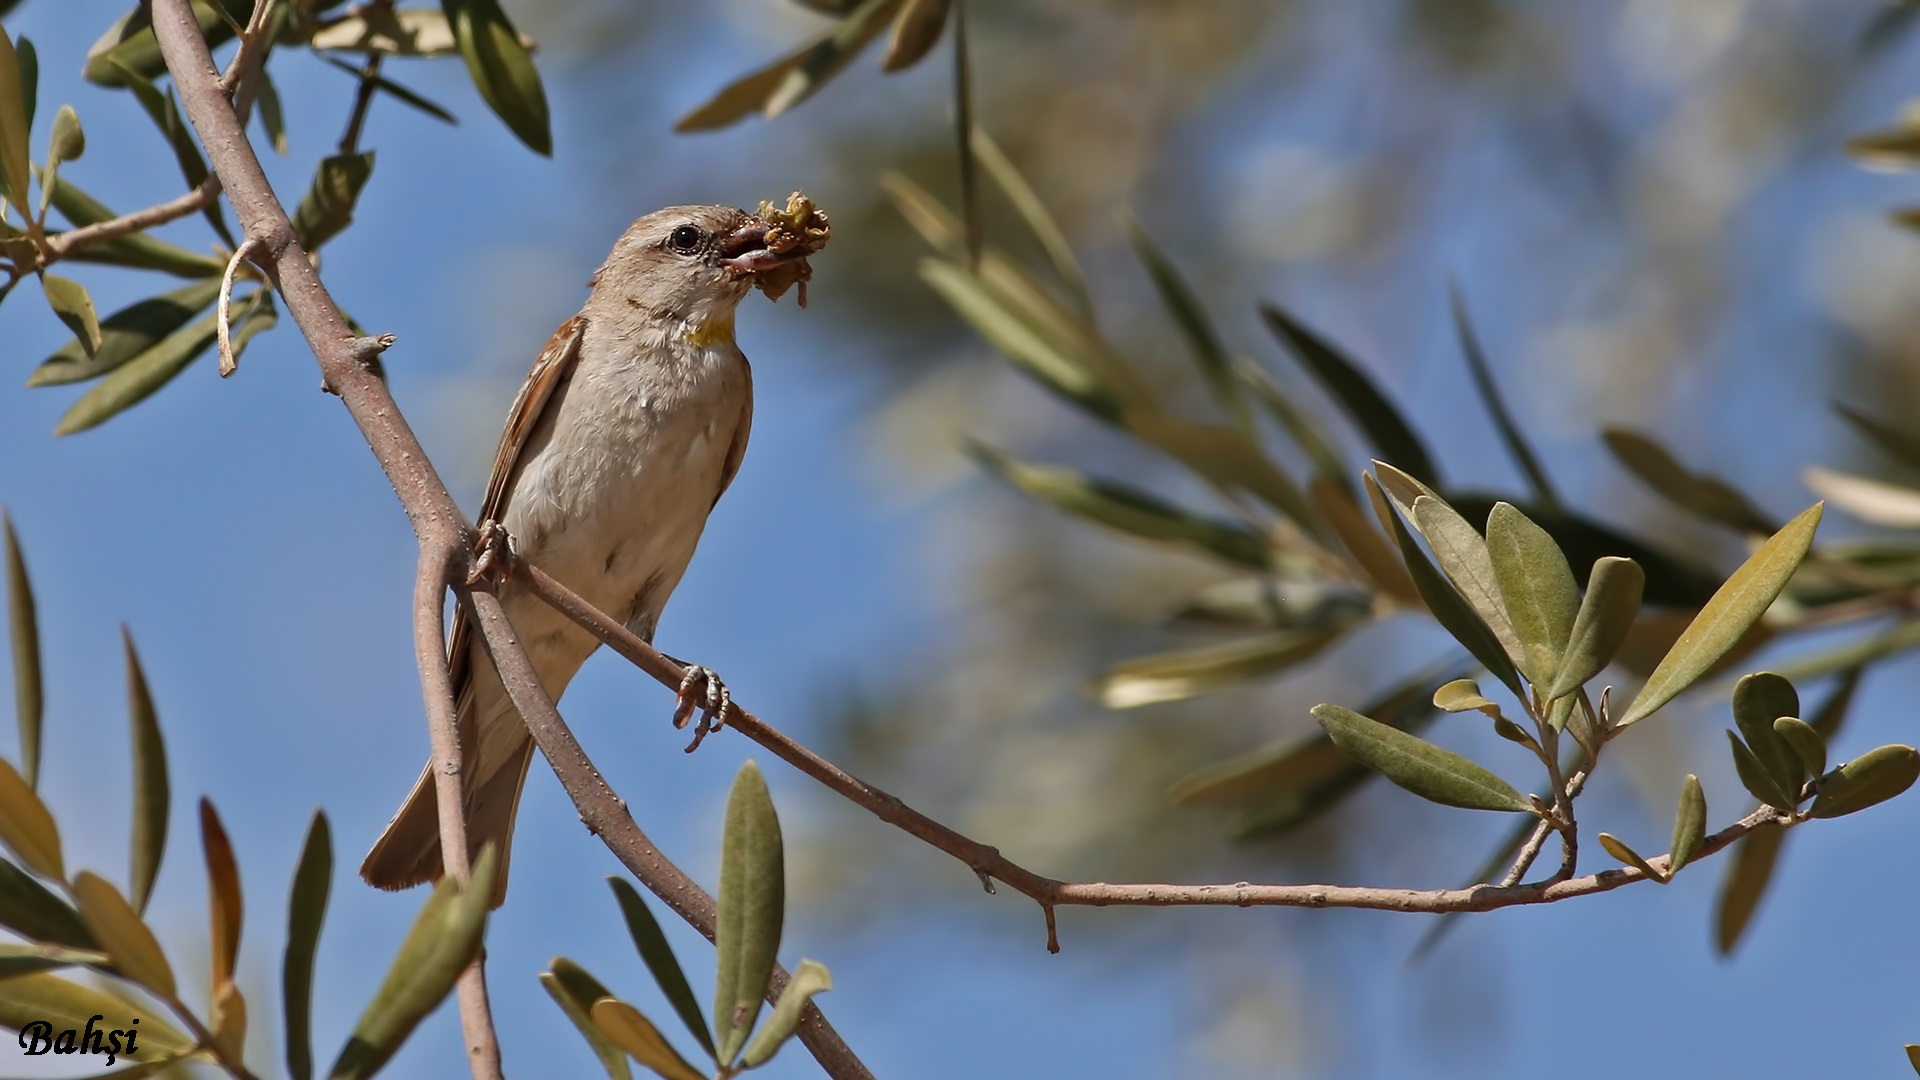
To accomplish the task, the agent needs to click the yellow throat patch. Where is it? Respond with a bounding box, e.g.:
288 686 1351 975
688 312 736 350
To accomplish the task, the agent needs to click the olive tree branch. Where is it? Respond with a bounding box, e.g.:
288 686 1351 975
512 556 1793 948
146 4 875 1079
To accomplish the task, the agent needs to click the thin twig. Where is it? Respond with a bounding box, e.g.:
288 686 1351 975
416 547 505 1080
514 560 1789 928
338 51 385 156
462 588 875 1080
38 178 222 262
216 237 261 377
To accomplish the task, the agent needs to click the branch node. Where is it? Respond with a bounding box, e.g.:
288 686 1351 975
1042 904 1060 954
973 868 996 894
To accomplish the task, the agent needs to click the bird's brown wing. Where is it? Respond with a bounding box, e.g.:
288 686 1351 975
480 314 587 525
711 357 754 509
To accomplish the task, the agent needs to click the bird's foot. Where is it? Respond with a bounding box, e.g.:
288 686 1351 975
672 664 732 753
466 519 515 586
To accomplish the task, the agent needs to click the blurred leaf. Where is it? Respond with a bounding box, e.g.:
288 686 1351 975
38 104 83 219
1126 213 1251 434
952 8 977 270
0 860 90 949
257 68 288 153
1908 1044 1920 1076
285 811 332 1080
1766 619 1920 687
742 959 832 1068
328 845 497 1080
291 151 376 251
29 279 221 387
1311 477 1419 603
1848 124 1920 170
1263 305 1438 486
310 8 470 55
1123 411 1318 531
0 942 107 978
86 0 244 85
1238 360 1347 485
71 872 174 997
918 257 1122 419
1802 466 1920 528
1615 504 1823 728
1405 493 1527 677
675 40 814 132
1096 628 1347 710
1384 488 1525 701
541 959 633 1080
1597 832 1666 883
122 630 168 914
1176 662 1468 839
1485 502 1580 694
0 755 60 880
1449 282 1557 507
48 179 226 277
1601 429 1775 535
1312 704 1530 813
1834 401 1920 473
767 0 905 119
212 978 247 1063
315 54 458 126
1165 577 1371 634
0 972 192 1056
0 30 30 214
714 761 783 1066
3 513 41 788
41 275 102 358
609 878 715 1061
55 305 220 436
1731 672 1803 801
1547 556 1643 701
108 61 232 248
679 0 905 129
1726 730 1797 813
1715 821 1784 955
1669 773 1706 875
883 0 949 70
970 442 1272 570
1772 717 1826 781
200 798 241 991
970 128 1088 313
590 999 707 1080
442 0 551 155
1810 745 1920 818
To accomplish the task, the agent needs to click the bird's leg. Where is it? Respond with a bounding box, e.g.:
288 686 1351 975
667 658 732 753
466 519 515 586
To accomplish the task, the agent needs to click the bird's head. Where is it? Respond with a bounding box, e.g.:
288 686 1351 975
589 204 817 333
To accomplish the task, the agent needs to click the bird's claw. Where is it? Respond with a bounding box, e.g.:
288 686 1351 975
673 665 732 752
467 519 514 587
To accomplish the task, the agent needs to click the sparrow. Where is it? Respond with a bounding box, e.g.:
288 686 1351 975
360 203 821 904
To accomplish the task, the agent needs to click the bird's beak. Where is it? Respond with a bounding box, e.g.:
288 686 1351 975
718 219 803 275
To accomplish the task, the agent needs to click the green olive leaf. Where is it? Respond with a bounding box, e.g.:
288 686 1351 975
1547 556 1644 702
1311 704 1530 813
441 0 550 154
1263 305 1438 486
713 762 784 1066
3 513 42 789
1810 745 1920 819
1669 774 1706 875
1614 503 1823 729
1485 502 1580 694
1731 672 1804 799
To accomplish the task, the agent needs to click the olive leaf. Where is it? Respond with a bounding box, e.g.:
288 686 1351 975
442 0 550 155
1614 503 1823 729
1311 704 1530 813
1264 306 1438 486
713 762 784 1066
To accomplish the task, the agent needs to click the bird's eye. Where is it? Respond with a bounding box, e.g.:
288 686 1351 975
667 224 702 254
